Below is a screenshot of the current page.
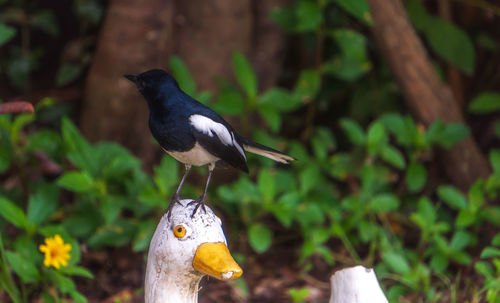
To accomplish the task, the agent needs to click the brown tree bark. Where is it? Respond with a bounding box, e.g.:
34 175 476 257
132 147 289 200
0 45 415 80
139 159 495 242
80 0 174 166
366 0 491 189
80 0 287 167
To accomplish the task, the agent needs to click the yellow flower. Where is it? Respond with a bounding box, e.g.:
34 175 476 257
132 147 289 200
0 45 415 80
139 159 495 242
39 234 72 269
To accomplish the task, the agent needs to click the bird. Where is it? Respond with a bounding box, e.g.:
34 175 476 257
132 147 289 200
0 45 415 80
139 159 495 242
145 199 242 303
124 69 295 216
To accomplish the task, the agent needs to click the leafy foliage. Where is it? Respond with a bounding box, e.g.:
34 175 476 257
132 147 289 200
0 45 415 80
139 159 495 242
1 0 500 302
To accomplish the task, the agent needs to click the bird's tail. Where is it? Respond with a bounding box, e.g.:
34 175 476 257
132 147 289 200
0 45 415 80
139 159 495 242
241 139 295 164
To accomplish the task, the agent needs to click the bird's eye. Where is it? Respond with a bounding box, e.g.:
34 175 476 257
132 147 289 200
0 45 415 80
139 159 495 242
139 80 146 89
173 225 187 238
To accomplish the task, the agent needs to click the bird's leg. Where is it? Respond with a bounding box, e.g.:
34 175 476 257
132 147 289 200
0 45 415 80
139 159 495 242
166 164 192 218
189 163 215 217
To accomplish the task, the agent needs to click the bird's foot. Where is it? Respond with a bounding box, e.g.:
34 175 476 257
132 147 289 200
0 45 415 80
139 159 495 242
187 196 208 218
165 193 182 219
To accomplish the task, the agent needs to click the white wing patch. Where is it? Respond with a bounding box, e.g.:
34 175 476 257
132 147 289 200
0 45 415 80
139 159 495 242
189 114 246 160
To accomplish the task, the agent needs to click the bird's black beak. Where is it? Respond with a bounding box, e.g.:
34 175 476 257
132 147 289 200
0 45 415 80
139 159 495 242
124 74 138 83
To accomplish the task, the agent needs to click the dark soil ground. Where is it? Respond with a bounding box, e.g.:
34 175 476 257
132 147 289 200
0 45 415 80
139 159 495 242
77 243 334 303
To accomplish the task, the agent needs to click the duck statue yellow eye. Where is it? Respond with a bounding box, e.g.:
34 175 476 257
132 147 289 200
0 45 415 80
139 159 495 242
145 199 242 303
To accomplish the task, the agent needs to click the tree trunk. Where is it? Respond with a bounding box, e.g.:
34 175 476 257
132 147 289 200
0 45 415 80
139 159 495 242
367 0 491 189
80 0 287 167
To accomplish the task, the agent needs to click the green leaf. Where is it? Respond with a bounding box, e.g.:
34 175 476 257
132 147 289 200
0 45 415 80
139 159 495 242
60 266 94 279
324 29 371 81
430 254 449 273
329 153 355 180
438 185 467 210
406 161 427 192
270 5 296 33
492 233 500 247
381 114 416 146
295 0 323 32
367 121 387 153
14 236 42 263
417 197 436 224
27 185 59 226
300 165 321 195
132 219 156 252
481 247 500 259
87 220 135 249
450 231 471 251
475 261 493 277
248 223 272 253
61 117 96 175
153 156 179 195
427 121 469 148
211 89 244 115
368 193 400 213
383 252 410 275
258 170 275 202
233 52 257 99
258 107 282 133
424 17 475 75
380 145 405 169
69 290 87 303
293 69 321 102
272 192 300 228
259 88 301 112
477 33 498 51
297 203 325 226
168 56 196 95
30 10 59 37
340 118 365 145
0 197 28 229
48 270 76 293
5 251 39 283
406 0 430 31
311 127 336 160
99 196 123 225
0 23 16 46
0 129 12 173
289 287 309 303
57 171 94 192
456 209 475 228
359 220 377 242
75 0 102 24
334 0 372 25
490 149 500 174
468 180 485 212
468 92 500 114
56 63 82 86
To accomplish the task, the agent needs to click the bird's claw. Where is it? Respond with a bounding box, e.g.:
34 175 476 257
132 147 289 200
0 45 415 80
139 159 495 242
188 197 207 218
165 193 182 219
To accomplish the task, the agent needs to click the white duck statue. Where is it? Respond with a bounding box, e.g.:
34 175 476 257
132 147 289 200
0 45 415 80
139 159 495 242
145 199 242 303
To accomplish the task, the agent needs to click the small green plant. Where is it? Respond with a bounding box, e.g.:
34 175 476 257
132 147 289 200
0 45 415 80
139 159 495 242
0 0 103 89
0 103 184 301
168 50 500 301
289 287 310 303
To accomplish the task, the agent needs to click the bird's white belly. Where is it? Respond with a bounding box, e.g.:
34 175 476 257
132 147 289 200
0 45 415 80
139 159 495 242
164 143 219 166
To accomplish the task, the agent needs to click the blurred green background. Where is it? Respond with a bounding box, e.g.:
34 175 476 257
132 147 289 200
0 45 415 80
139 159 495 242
1 0 500 302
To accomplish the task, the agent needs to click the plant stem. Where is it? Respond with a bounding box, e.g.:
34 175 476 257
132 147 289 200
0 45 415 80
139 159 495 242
0 234 21 303
456 0 500 17
337 227 361 263
21 0 31 93
303 21 326 141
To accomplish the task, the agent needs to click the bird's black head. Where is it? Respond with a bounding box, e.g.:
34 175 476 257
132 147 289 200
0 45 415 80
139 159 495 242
124 69 179 103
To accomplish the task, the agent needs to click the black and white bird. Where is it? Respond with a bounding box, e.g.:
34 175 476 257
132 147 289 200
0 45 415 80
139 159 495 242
125 69 294 215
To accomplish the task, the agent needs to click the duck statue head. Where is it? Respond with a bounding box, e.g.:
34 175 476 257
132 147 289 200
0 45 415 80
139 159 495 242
145 199 242 303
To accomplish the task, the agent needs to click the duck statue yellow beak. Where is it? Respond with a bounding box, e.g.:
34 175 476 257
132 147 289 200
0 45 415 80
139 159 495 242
192 242 243 280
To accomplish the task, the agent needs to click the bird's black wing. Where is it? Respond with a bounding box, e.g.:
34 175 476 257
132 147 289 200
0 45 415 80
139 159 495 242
189 113 249 173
